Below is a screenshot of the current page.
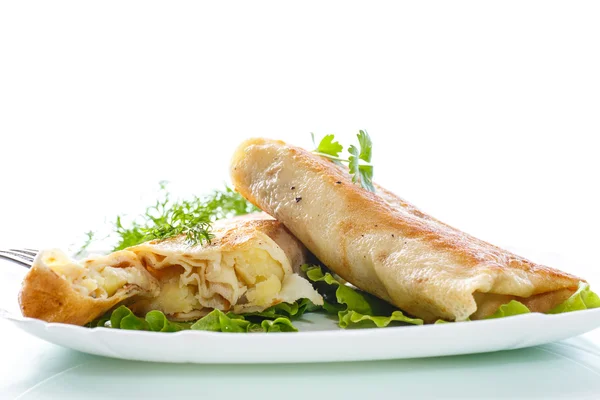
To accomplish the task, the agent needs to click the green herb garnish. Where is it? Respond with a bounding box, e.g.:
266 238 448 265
311 130 375 192
75 230 96 257
116 184 258 250
81 183 259 253
113 184 258 250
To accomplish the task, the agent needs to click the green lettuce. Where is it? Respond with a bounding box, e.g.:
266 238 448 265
188 309 299 333
88 305 300 333
303 264 423 328
190 309 252 332
486 300 531 319
258 317 298 332
339 310 423 328
145 310 191 332
189 309 297 333
548 282 600 314
110 305 150 330
303 264 600 326
482 282 600 319
241 298 319 320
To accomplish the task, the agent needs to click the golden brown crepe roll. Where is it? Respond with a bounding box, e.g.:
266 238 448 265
20 214 323 325
127 213 323 321
19 250 160 325
230 138 583 323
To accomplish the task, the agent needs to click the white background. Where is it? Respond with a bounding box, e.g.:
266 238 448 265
1 1 599 279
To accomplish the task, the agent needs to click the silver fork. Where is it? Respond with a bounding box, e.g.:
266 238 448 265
0 248 38 268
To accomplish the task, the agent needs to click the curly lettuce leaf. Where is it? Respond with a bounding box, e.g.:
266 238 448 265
145 310 190 332
339 310 423 328
259 318 298 332
191 310 299 333
191 309 251 332
110 305 149 330
483 282 600 319
241 298 318 320
486 300 531 319
303 264 423 328
304 264 374 314
548 282 600 314
88 306 300 333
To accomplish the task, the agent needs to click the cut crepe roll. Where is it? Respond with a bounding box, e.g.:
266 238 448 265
127 213 323 321
230 138 583 323
19 249 160 325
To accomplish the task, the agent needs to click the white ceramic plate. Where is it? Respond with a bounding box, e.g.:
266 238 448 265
2 308 600 364
2 248 600 364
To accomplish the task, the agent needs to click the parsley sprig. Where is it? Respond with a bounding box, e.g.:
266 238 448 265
311 130 375 192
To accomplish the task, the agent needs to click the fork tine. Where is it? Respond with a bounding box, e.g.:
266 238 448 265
0 250 34 262
9 249 38 257
0 251 33 268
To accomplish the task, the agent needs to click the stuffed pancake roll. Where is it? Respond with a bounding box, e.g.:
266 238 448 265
230 138 583 323
19 249 160 325
127 213 323 321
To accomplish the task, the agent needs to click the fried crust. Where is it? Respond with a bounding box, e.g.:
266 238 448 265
230 138 582 322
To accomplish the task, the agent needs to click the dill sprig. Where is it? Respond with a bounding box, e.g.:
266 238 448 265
83 183 259 253
75 230 96 257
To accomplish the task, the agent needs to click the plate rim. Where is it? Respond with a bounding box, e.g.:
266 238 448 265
4 307 600 338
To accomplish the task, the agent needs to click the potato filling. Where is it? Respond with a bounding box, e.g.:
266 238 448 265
135 248 304 318
42 250 152 299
